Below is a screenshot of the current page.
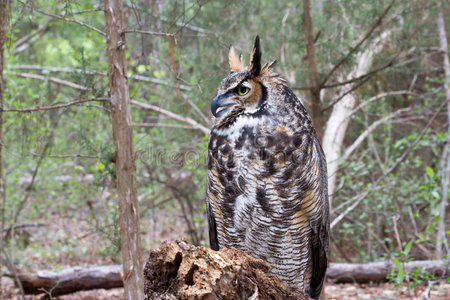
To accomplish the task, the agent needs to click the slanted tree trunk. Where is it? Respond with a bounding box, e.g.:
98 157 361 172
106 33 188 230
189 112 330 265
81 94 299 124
104 1 144 299
322 31 391 205
0 1 9 299
436 10 450 260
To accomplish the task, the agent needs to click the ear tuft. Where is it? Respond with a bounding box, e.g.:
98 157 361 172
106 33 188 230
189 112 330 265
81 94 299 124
229 45 244 72
249 35 262 76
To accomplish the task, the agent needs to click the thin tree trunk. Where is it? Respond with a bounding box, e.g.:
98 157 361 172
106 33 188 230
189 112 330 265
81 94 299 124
322 31 390 206
0 1 8 299
436 10 450 260
104 1 144 299
302 0 324 140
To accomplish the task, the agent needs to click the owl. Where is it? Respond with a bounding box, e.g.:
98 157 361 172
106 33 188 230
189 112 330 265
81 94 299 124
206 36 330 298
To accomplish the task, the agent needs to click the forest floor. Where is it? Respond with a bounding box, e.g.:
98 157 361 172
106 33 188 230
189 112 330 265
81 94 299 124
1 216 449 299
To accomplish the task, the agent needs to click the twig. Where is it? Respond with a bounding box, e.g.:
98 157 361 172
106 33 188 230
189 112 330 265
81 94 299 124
342 108 410 161
132 122 198 130
69 7 104 15
184 96 211 126
27 152 97 159
12 72 89 90
23 2 105 36
331 100 448 229
1 249 25 299
392 214 403 252
10 109 66 227
122 29 174 37
131 100 209 134
11 65 192 91
349 90 418 116
318 0 396 88
343 215 391 255
158 16 209 34
2 97 110 112
13 24 50 54
322 51 402 112
321 53 399 90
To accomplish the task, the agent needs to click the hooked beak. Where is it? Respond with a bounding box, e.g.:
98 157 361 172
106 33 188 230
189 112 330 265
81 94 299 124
211 94 235 117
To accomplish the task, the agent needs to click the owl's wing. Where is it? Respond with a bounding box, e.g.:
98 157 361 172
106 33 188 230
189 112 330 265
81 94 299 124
307 219 329 298
306 139 330 299
206 199 219 250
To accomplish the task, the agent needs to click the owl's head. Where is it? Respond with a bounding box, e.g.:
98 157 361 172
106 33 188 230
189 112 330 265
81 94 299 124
211 36 283 128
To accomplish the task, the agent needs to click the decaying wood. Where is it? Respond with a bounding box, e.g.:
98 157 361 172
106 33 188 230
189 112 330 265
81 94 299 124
143 240 307 300
7 240 449 297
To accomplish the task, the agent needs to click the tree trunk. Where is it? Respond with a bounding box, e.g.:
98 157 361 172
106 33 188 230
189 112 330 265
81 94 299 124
322 31 390 206
0 1 9 299
436 10 450 260
104 1 144 299
303 0 324 140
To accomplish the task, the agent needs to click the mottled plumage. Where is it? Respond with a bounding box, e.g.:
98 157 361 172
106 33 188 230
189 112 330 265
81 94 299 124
206 36 329 298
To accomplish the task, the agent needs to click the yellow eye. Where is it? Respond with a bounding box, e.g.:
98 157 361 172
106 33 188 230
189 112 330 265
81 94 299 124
237 85 250 96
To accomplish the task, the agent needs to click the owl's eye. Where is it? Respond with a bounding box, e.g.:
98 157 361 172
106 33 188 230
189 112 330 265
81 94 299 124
237 85 250 96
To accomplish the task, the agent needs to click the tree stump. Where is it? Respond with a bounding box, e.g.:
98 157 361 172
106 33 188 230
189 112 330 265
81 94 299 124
143 239 307 299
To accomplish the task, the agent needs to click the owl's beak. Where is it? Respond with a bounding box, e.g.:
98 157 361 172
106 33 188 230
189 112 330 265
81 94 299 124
211 94 235 118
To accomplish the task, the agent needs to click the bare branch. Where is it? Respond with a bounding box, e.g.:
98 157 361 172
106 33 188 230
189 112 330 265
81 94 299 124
19 1 105 36
2 97 110 112
13 24 50 54
158 16 209 34
69 7 104 15
132 122 199 130
321 53 399 89
322 51 402 112
342 108 411 161
349 90 418 116
184 96 211 126
11 65 192 91
131 100 209 134
122 29 174 37
27 153 97 159
12 72 89 90
318 0 396 88
331 100 448 229
322 76 372 112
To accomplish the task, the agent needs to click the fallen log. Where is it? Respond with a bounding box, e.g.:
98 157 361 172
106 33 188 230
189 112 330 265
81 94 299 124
5 240 449 297
14 265 123 296
327 259 450 284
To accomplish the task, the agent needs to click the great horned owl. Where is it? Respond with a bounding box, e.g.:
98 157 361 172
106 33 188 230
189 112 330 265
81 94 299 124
206 36 329 298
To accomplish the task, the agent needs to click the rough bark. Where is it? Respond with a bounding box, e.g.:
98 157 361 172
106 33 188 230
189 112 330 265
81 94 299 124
104 1 144 299
0 1 8 299
436 10 450 260
143 240 307 300
303 0 324 140
322 31 390 205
